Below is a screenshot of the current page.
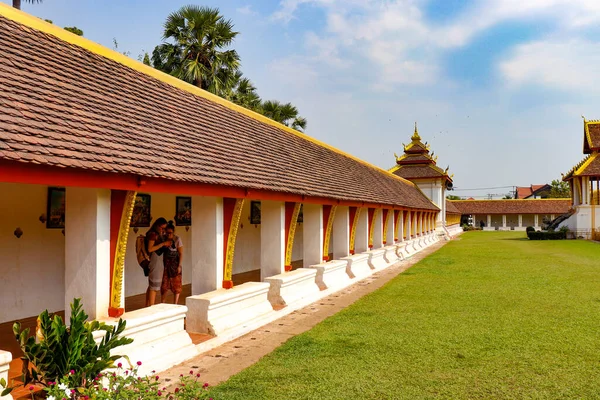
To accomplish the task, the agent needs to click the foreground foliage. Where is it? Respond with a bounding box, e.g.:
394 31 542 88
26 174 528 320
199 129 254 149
209 232 600 399
4 299 132 396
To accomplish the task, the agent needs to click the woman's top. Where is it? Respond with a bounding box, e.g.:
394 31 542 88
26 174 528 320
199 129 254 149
164 235 183 278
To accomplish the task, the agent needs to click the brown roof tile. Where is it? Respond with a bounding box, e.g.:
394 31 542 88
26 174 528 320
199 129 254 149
449 199 571 215
585 122 600 153
445 200 461 214
392 165 447 179
0 14 438 211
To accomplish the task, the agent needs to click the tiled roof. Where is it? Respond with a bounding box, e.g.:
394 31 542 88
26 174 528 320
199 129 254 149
392 165 448 180
445 200 461 214
564 153 599 179
515 187 533 199
449 199 571 215
584 121 600 153
0 11 438 211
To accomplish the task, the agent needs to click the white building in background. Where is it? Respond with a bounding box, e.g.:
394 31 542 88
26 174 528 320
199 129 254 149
561 119 600 239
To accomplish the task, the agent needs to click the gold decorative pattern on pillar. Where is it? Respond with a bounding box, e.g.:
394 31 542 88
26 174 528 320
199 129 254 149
349 207 362 254
382 209 390 244
394 210 402 241
368 208 379 248
224 198 245 284
285 202 302 268
322 205 337 260
110 190 136 310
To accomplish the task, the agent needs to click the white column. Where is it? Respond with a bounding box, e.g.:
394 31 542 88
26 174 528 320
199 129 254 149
355 208 369 253
550 214 555 220
65 187 110 321
303 204 323 267
372 209 384 249
502 215 507 228
473 214 477 227
333 206 350 259
386 211 395 245
534 214 539 228
261 201 286 278
518 214 523 228
191 196 223 295
487 214 491 228
406 211 412 239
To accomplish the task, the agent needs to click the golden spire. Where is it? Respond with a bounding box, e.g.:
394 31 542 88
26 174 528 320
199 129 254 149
411 121 421 141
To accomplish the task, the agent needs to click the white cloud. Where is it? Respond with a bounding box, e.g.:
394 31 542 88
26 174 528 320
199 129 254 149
270 0 600 91
236 5 258 16
499 39 600 91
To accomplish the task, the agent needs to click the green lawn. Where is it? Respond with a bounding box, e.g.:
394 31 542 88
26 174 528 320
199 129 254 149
209 232 600 399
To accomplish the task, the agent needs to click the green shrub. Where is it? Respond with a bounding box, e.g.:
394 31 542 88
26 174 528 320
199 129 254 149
527 230 567 240
11 298 133 390
526 226 535 233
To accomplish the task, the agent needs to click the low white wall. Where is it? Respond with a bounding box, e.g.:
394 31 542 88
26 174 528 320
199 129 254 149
0 183 65 323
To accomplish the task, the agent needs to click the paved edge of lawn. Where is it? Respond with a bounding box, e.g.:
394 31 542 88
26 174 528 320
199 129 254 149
159 238 449 387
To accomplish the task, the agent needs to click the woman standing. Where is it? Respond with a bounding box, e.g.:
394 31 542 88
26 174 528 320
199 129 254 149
146 217 172 307
161 221 184 304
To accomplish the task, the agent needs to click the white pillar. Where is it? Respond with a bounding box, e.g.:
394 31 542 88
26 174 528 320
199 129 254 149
333 206 350 259
373 209 384 249
191 196 223 295
386 211 395 245
355 208 369 253
473 214 477 227
303 204 323 267
534 214 539 228
502 215 507 228
487 214 491 228
65 187 110 321
261 201 286 278
518 214 523 228
406 211 412 239
551 214 555 220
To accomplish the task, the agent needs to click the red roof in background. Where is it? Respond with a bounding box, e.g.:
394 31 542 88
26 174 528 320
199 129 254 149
515 187 533 199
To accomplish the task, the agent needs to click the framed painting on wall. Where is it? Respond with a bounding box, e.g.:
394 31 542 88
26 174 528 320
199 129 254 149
175 196 192 226
131 194 152 227
250 201 261 225
46 187 66 229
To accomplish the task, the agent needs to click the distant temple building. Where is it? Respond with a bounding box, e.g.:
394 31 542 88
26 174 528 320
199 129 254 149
561 118 600 239
389 124 462 236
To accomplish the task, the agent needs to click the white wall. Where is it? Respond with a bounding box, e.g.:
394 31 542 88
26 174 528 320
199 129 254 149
0 183 65 323
233 200 261 275
124 193 192 297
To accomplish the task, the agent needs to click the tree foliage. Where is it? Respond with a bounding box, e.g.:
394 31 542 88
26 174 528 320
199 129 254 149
446 195 462 200
64 26 84 36
12 0 41 10
150 5 307 131
549 179 571 198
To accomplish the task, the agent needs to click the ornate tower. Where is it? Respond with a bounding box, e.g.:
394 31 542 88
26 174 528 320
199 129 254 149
389 123 453 230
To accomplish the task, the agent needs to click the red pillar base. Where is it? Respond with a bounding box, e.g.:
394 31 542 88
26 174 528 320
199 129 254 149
222 280 234 289
108 307 124 318
394 237 399 241
284 265 293 272
350 250 355 255
368 244 374 249
322 255 329 262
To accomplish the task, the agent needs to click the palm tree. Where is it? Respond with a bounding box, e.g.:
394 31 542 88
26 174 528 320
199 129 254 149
261 100 307 132
13 0 41 10
226 72 262 111
151 5 240 96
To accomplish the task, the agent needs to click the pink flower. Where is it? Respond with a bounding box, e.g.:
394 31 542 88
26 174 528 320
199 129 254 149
157 390 162 396
179 374 184 377
203 382 209 388
137 361 142 366
117 362 122 368
70 369 75 375
196 373 201 378
155 375 160 381
175 388 180 393
189 370 194 375
28 386 34 391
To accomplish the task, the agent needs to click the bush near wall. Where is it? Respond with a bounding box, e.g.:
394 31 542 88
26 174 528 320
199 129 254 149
527 231 567 240
462 225 482 231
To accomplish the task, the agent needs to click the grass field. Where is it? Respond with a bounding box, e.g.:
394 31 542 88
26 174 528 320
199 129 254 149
208 232 600 399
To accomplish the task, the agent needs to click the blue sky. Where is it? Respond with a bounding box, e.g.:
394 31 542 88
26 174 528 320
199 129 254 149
5 0 600 198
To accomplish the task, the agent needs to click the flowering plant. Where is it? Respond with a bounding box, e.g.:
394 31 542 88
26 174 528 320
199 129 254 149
44 363 212 400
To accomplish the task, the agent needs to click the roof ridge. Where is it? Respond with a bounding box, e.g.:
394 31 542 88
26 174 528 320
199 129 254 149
0 4 422 192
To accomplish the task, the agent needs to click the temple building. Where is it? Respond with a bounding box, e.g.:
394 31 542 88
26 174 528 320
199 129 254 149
389 125 462 236
0 5 445 393
561 118 600 239
515 184 551 199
